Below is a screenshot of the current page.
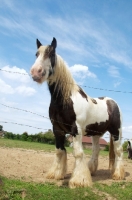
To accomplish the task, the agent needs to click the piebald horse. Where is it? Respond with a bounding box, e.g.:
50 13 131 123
30 38 125 188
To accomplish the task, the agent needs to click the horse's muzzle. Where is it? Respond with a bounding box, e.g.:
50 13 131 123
32 76 41 82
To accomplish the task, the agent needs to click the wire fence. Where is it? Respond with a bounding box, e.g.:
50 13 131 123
0 103 130 142
0 68 132 187
0 68 131 142
1 68 132 94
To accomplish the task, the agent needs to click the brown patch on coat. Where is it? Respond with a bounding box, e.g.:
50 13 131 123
79 88 88 101
85 99 121 140
49 84 78 138
98 97 105 100
91 98 97 104
106 99 121 141
85 121 109 136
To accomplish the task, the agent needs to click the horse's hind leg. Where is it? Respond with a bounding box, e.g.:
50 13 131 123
88 136 100 175
110 128 125 180
69 132 92 188
46 134 67 180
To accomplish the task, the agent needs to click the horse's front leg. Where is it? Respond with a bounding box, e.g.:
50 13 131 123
69 133 92 188
88 136 100 175
46 133 67 180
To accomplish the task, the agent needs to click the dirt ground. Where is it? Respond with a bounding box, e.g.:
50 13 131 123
0 147 132 186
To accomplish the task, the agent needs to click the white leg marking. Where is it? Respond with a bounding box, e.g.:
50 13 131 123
88 136 100 175
46 148 67 180
112 138 125 180
69 134 92 188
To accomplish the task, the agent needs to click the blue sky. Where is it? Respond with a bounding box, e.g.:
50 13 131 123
0 0 132 142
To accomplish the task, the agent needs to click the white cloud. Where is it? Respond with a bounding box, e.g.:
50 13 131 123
15 86 36 96
108 66 120 78
1 66 30 83
122 125 132 139
0 78 14 94
114 81 121 88
69 64 97 79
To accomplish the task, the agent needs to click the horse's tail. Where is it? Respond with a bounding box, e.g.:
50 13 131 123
109 134 115 169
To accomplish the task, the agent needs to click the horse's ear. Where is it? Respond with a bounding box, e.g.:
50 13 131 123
36 39 42 49
51 37 57 49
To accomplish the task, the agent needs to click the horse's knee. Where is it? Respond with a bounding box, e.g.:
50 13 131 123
73 150 83 158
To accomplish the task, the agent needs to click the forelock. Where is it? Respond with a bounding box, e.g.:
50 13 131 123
38 46 48 54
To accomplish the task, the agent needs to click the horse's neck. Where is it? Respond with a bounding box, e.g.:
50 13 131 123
48 82 63 103
48 55 79 104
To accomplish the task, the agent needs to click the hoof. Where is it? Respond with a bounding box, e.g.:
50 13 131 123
88 160 98 175
69 177 92 188
46 171 65 180
112 166 125 180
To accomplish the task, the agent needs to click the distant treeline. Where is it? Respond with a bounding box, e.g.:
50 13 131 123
3 130 70 146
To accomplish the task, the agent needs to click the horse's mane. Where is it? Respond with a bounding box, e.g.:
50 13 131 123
48 55 79 103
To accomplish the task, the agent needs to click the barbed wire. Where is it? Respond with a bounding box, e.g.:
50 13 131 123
0 69 131 140
0 102 125 139
0 119 127 141
0 68 28 75
0 130 131 163
1 68 132 94
0 121 46 130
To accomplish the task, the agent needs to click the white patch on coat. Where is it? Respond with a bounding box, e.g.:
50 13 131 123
71 93 109 131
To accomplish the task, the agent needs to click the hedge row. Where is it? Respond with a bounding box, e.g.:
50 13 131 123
3 130 70 146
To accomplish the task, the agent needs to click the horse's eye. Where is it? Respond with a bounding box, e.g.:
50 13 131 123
36 52 39 57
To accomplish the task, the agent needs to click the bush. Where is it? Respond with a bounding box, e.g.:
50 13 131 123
0 125 3 131
104 143 109 151
122 141 128 151
44 132 55 144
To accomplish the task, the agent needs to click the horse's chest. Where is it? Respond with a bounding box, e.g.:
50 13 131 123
49 99 76 132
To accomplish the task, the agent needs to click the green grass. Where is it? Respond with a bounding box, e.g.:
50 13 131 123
0 138 109 156
0 177 101 200
0 138 128 158
0 138 131 199
0 138 56 152
95 182 132 200
1 177 132 200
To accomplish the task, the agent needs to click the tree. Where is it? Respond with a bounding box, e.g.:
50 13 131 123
21 132 28 141
0 125 3 131
122 141 128 151
104 143 110 151
44 131 55 144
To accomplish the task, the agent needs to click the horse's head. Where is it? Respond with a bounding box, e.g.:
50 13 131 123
30 37 57 83
127 140 132 159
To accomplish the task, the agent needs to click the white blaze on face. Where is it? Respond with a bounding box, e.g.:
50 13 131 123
30 46 52 83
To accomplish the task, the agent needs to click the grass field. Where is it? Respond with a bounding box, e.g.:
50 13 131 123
0 138 131 200
1 176 132 200
0 138 109 156
0 138 128 158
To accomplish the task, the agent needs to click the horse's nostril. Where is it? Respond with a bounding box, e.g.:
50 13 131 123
33 76 40 81
38 68 42 73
